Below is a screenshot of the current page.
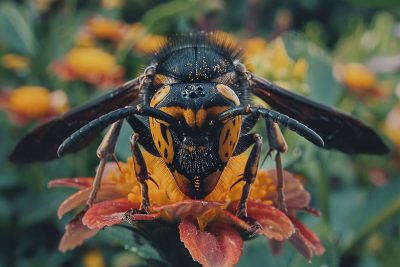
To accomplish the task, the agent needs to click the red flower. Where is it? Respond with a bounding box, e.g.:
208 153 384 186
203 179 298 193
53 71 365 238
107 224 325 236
50 152 324 266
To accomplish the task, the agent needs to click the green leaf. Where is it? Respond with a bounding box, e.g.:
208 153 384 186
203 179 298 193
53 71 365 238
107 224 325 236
0 2 37 55
141 0 198 32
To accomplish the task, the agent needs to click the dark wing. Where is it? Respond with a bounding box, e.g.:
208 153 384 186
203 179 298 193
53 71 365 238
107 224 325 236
250 74 389 155
9 78 141 163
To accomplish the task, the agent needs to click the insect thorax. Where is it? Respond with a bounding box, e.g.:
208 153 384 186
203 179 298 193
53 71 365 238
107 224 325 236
144 34 247 199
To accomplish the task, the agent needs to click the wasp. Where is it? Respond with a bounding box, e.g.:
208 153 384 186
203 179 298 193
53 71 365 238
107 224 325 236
10 33 388 225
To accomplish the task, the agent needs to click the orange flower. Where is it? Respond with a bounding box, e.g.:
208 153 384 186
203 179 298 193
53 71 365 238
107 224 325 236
341 63 376 92
0 86 68 125
51 150 324 265
120 23 167 55
85 16 126 42
334 62 391 102
50 47 124 87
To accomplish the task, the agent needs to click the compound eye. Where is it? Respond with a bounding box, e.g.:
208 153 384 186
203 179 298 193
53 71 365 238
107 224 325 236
216 84 240 106
150 85 171 107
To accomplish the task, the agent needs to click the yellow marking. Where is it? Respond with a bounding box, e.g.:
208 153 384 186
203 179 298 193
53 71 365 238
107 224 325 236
149 117 174 164
195 108 207 128
153 74 177 86
218 115 242 162
183 109 196 128
150 85 171 107
216 84 240 106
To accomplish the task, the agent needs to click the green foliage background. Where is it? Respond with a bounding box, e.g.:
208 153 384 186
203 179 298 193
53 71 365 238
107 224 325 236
0 0 399 266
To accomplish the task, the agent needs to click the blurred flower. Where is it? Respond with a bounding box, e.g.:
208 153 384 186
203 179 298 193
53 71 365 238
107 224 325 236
246 37 309 94
34 0 54 12
384 104 400 149
83 249 106 267
242 37 268 57
51 47 124 87
85 16 126 43
341 63 376 92
369 168 388 187
334 62 391 101
0 86 68 125
51 151 324 265
1 54 30 71
74 31 96 47
119 23 167 55
101 0 124 9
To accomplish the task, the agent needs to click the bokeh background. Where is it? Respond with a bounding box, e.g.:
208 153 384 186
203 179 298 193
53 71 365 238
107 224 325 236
1 0 400 266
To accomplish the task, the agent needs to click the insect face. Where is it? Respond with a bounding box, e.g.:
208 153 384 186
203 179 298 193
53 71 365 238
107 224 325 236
149 82 241 198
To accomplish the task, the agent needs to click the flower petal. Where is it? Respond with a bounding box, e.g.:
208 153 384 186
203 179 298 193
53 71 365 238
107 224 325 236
228 200 294 241
153 200 224 221
82 198 138 229
289 217 325 261
57 186 124 219
48 178 94 189
59 211 99 252
179 217 243 267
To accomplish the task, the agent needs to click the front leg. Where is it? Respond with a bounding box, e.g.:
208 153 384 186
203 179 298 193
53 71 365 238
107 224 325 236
236 133 263 235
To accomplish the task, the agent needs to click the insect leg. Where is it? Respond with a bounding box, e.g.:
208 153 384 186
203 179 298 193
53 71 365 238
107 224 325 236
87 119 123 206
236 133 263 235
129 133 157 213
265 121 288 212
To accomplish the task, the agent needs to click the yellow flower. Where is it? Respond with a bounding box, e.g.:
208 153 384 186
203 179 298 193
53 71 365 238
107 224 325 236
272 37 291 71
9 86 51 118
82 249 105 267
242 37 268 58
292 58 308 80
86 16 125 42
245 37 309 94
51 47 124 87
342 63 376 92
2 54 30 71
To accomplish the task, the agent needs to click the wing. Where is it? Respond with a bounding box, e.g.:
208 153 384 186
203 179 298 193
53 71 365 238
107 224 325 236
250 74 389 155
9 78 141 163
